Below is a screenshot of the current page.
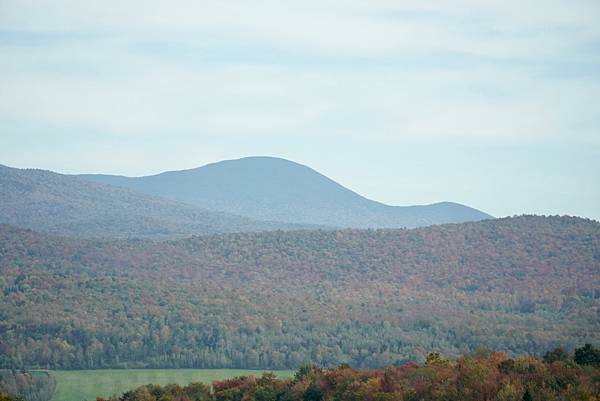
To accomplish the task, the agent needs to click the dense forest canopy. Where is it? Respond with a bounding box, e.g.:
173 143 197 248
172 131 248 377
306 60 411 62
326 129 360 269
0 216 598 369
97 345 600 401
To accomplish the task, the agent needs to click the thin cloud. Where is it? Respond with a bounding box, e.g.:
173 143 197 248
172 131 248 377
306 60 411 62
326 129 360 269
0 0 599 219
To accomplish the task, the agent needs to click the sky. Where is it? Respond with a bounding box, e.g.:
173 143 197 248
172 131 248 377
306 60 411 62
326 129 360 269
1 1 599 220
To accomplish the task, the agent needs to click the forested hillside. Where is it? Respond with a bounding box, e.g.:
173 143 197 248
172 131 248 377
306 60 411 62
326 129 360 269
0 164 313 238
0 216 598 369
80 156 493 228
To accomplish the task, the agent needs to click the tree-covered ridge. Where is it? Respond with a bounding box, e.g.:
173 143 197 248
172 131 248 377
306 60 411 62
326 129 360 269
0 216 599 369
0 164 315 239
99 346 600 401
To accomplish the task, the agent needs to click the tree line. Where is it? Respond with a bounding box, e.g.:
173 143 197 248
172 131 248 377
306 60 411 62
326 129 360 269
87 345 600 401
0 370 56 401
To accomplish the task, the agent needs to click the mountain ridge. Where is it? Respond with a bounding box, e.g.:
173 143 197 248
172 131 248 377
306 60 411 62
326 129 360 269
80 156 493 228
1 215 598 369
0 163 317 238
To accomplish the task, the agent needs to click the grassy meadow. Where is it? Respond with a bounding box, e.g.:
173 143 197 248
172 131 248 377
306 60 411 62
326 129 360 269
51 369 294 401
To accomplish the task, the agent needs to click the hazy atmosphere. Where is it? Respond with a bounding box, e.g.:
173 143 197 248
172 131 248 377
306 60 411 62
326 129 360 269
1 1 599 219
2 3 600 401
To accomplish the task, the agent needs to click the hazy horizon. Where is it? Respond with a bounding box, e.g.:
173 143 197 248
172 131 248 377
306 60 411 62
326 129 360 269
3 154 598 221
1 1 599 220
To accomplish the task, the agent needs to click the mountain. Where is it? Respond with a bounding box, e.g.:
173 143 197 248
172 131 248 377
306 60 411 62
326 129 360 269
0 164 314 238
1 215 598 369
80 156 493 228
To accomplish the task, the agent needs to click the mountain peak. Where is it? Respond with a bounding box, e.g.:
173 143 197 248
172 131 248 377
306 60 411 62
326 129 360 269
80 156 492 228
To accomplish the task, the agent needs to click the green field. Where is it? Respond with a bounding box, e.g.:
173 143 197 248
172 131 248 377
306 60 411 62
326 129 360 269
51 369 294 401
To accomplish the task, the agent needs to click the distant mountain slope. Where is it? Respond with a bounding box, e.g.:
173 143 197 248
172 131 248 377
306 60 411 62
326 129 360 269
0 216 598 369
80 156 493 228
0 164 313 238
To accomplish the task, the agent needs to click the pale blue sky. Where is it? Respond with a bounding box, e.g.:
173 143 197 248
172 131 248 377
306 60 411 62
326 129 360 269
1 1 599 219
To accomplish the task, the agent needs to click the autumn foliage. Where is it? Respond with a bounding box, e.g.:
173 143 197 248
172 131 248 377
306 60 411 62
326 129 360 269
96 348 600 401
1 216 599 369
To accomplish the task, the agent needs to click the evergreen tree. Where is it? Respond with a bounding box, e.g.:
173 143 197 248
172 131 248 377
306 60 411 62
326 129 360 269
574 344 600 367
